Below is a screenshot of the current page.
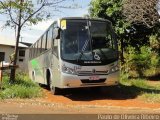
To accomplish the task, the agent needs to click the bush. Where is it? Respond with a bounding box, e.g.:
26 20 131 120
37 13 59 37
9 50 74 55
123 39 160 78
119 74 160 103
0 73 43 99
149 34 160 49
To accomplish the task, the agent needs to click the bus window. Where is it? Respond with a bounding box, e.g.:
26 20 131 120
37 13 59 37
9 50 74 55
31 45 34 59
47 28 53 49
36 40 40 56
35 42 38 57
29 45 32 59
45 33 48 50
38 38 42 54
53 39 58 57
42 34 47 52
32 44 35 58
36 40 38 56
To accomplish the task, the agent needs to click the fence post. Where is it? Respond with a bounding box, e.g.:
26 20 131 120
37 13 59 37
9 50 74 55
0 61 3 89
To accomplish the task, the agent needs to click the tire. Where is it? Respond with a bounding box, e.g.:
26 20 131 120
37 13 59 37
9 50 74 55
32 71 35 81
46 70 60 95
50 85 59 95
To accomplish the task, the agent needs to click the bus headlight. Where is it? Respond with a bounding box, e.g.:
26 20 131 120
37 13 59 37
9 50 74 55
109 65 119 73
62 65 77 74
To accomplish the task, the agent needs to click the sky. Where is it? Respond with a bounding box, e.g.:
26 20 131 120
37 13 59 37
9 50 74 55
0 0 91 43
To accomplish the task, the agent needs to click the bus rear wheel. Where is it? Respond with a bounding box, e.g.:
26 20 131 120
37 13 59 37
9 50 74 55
32 71 35 81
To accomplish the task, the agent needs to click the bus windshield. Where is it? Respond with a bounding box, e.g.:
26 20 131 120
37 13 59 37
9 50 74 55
61 19 118 65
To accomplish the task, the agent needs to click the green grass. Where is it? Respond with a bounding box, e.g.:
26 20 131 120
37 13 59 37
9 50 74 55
1 72 160 103
120 73 160 103
0 73 43 99
140 93 160 103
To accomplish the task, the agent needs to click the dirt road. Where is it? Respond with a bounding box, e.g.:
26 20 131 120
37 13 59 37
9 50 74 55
0 86 160 114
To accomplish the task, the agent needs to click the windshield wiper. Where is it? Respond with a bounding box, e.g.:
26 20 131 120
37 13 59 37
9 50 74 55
77 38 90 61
77 20 92 62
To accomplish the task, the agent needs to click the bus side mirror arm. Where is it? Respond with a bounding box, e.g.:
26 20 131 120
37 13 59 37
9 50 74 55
55 28 61 39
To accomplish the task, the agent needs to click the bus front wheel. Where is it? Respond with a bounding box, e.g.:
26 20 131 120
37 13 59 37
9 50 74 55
50 85 59 95
46 70 60 95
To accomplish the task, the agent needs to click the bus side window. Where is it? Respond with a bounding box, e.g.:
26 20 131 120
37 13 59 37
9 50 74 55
47 28 53 49
53 39 58 58
31 45 34 58
42 34 47 52
32 44 35 58
37 39 40 56
35 42 38 57
29 46 32 59
38 38 42 54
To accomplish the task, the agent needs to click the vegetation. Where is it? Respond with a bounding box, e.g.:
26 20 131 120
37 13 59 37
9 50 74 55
89 0 160 78
120 73 160 103
124 44 160 78
90 0 160 103
0 73 43 99
123 0 159 28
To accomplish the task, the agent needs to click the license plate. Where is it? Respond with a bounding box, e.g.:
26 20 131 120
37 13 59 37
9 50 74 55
89 76 99 80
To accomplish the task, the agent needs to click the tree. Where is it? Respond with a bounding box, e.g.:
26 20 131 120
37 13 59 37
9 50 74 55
0 0 74 83
122 0 160 56
89 0 160 77
122 0 160 77
89 0 129 63
89 0 160 61
123 0 159 28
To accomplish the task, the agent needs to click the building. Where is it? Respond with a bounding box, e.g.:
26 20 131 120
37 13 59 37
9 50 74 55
0 36 30 72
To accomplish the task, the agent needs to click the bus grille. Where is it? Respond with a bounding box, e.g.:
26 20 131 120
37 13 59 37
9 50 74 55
77 71 108 76
81 79 106 83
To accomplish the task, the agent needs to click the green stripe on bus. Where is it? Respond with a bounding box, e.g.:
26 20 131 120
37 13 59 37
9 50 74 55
31 59 39 68
31 59 42 75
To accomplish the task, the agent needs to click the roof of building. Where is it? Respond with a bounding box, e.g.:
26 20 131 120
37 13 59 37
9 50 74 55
0 36 28 48
19 42 32 47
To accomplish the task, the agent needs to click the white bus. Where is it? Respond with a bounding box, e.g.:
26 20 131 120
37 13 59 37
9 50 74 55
28 17 119 95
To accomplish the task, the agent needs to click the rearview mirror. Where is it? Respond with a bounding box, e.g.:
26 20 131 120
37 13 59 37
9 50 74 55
54 28 60 39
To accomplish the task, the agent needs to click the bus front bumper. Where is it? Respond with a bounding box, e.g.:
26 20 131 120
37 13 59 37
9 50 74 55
60 71 119 88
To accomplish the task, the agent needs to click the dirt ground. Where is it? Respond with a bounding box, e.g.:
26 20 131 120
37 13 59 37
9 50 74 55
0 85 160 114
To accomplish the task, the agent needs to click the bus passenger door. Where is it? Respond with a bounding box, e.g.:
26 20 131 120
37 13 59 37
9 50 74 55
51 39 61 87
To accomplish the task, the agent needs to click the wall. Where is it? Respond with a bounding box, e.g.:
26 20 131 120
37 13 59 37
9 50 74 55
0 45 29 72
0 45 14 62
17 48 29 72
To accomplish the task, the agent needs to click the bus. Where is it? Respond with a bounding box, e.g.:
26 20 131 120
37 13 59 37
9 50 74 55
28 17 119 95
